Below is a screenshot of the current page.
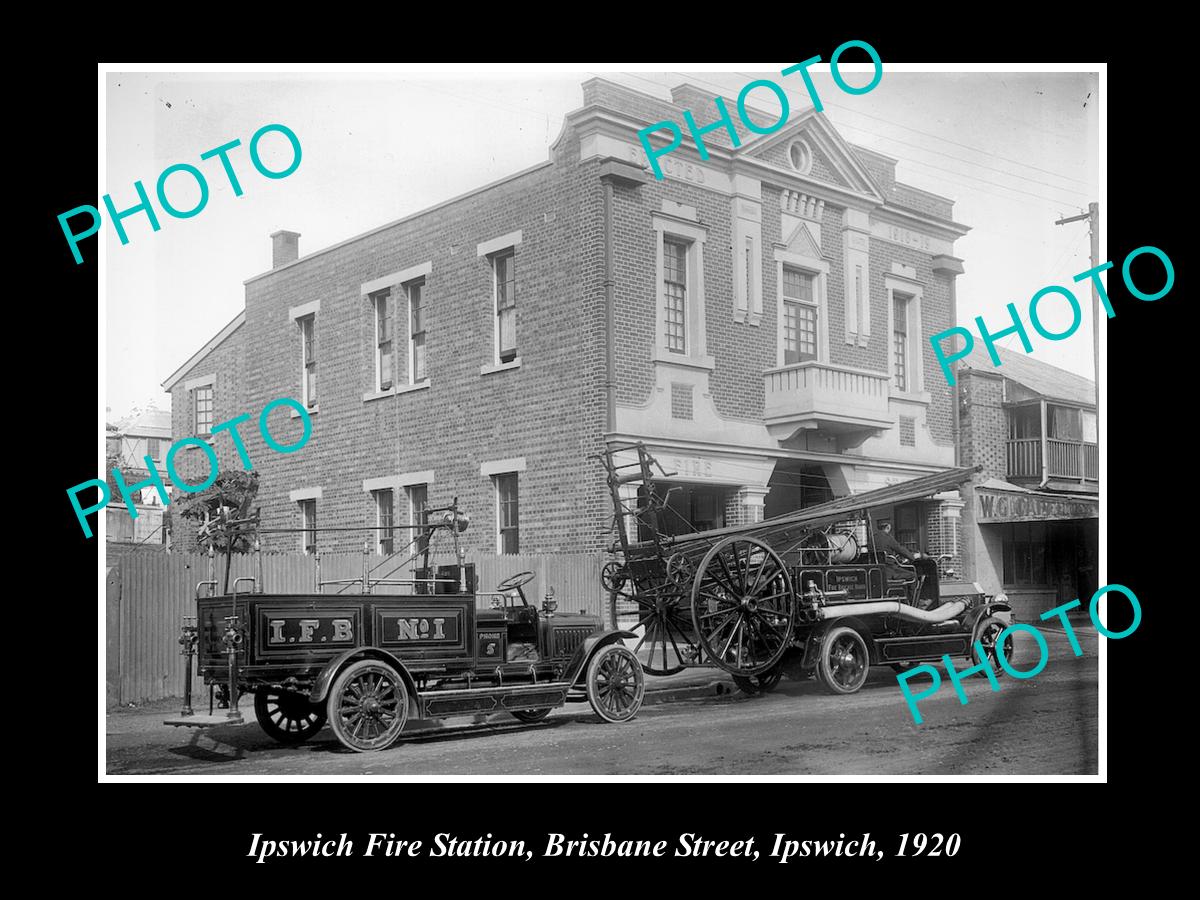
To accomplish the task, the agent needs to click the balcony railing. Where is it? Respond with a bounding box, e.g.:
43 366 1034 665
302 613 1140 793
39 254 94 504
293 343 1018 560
1006 437 1098 482
763 361 892 439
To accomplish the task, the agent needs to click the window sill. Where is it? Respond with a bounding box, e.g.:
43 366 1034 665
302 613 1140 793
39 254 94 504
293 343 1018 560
890 388 931 405
362 381 431 402
291 404 319 418
481 358 522 376
652 349 715 371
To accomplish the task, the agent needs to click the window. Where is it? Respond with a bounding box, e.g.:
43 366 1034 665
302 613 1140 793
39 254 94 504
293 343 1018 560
885 278 924 393
299 499 317 554
1002 523 1051 586
894 504 920 553
1048 405 1083 441
299 314 317 408
782 266 818 364
495 473 519 554
408 279 427 382
194 385 214 436
663 239 688 353
1082 410 1098 443
640 483 728 539
653 216 709 363
1009 405 1041 439
147 437 161 460
408 484 429 553
373 291 394 391
373 489 394 556
788 139 812 174
493 251 517 363
893 293 910 390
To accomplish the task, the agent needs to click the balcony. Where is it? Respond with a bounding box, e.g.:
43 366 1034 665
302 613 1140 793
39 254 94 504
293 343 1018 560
1007 437 1099 483
763 361 893 441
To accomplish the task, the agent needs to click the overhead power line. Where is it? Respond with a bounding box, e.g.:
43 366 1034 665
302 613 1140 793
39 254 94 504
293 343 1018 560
616 70 1094 208
731 71 1094 188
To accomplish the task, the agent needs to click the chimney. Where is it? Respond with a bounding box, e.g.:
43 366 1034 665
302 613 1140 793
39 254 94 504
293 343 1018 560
270 230 300 268
668 83 749 147
670 83 721 111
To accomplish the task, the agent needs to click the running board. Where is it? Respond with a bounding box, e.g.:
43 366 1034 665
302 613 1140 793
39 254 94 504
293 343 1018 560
420 681 573 718
164 713 246 728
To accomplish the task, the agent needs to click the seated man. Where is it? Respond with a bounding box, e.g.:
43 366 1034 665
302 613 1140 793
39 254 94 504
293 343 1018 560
872 521 940 609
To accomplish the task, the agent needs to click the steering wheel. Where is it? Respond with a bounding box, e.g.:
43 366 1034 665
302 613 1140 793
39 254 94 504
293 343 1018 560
495 571 535 606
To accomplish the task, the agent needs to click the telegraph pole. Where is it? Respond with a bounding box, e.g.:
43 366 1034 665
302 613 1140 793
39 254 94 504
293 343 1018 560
1055 202 1101 419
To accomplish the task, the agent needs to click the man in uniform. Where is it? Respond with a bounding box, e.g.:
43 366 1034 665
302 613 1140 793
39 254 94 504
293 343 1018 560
872 520 940 609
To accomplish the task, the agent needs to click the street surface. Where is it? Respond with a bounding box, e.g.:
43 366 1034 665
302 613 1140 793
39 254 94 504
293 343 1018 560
106 626 1097 776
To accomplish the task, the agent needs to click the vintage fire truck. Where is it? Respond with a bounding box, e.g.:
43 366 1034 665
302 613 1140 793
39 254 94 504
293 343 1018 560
167 501 644 753
598 444 1015 695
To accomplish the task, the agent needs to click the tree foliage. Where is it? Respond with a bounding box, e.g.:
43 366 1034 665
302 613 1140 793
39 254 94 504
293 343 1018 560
174 471 261 555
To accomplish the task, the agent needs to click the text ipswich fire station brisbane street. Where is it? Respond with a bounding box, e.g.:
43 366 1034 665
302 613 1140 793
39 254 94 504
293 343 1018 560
68 396 312 539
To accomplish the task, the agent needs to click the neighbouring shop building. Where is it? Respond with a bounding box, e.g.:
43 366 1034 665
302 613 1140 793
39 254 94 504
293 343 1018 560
957 344 1099 621
106 406 172 546
163 77 970 560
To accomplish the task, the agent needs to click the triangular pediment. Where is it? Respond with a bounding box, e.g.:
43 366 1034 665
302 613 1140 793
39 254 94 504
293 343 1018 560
783 220 823 259
739 109 883 200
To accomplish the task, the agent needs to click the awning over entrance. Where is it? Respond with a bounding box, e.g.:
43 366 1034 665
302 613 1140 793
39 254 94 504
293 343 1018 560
973 479 1098 524
669 464 981 545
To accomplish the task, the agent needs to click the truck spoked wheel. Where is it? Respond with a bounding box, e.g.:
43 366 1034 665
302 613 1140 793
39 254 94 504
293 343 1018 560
733 665 784 695
973 616 1015 676
817 626 870 695
328 660 409 752
510 708 552 723
586 643 645 723
254 690 328 744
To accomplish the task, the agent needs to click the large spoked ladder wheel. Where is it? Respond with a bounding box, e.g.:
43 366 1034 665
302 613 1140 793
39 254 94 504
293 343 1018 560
690 536 796 676
606 561 701 677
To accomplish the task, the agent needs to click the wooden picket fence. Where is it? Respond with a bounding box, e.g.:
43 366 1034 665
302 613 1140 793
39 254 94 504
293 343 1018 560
105 547 608 708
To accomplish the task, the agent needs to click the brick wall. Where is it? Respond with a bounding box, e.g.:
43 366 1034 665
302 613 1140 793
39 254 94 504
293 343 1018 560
226 154 610 556
869 240 956 446
167 323 247 550
923 500 962 579
163 78 967 558
959 368 1008 479
755 140 850 188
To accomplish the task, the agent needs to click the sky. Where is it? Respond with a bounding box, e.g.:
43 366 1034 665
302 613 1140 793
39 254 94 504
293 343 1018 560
103 65 1101 421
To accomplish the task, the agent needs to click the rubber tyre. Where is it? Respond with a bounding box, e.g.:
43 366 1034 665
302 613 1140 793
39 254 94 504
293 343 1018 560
510 708 552 723
327 659 409 752
733 665 784 695
254 690 327 745
817 625 871 695
972 616 1015 676
586 643 645 723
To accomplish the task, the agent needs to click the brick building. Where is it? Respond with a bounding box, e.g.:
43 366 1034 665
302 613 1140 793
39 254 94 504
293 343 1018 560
163 77 971 563
956 344 1099 621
